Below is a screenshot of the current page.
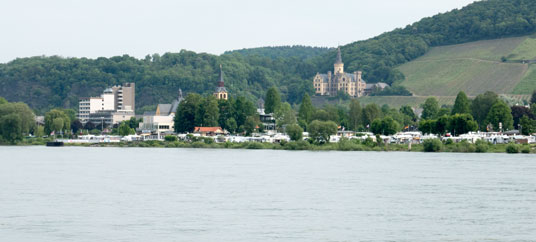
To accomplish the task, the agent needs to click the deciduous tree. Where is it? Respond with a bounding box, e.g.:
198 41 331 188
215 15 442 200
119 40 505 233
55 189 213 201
452 91 471 115
348 99 362 131
308 120 338 144
264 87 281 114
486 100 514 131
421 97 439 120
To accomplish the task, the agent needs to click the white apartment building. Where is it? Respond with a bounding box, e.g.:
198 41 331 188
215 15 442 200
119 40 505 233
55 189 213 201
78 83 135 125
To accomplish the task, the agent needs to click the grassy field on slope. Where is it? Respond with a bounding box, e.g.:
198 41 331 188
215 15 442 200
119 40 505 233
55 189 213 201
397 35 536 96
311 96 456 109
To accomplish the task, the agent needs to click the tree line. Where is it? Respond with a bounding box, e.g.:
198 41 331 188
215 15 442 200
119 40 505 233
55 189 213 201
419 91 536 135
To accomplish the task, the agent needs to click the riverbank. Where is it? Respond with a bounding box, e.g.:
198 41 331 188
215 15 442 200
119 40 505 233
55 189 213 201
59 139 535 154
3 137 534 154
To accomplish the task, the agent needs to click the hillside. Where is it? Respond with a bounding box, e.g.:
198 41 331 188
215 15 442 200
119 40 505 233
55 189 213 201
397 35 536 96
2 0 536 113
322 0 536 85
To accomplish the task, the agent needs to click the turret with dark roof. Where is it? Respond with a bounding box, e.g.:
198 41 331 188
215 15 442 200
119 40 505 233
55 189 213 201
335 47 343 64
214 64 228 100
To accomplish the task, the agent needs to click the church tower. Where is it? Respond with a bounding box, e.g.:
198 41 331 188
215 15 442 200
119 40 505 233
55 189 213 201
213 64 228 100
334 47 344 74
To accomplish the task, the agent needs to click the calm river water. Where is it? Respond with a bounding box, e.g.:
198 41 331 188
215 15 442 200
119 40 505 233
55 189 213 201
1 146 535 241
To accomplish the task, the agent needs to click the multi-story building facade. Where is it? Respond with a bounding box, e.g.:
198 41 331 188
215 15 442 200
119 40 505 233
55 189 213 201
313 47 367 97
78 83 136 125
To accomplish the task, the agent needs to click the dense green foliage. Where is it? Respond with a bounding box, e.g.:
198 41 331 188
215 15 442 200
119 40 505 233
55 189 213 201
264 87 281 114
174 94 257 134
452 91 471 115
506 143 521 153
0 98 36 143
486 100 514 131
421 97 439 120
371 117 400 135
224 46 330 60
118 122 135 136
285 124 304 141
423 139 443 152
44 109 71 136
308 120 338 144
472 91 500 129
297 94 314 129
0 51 315 113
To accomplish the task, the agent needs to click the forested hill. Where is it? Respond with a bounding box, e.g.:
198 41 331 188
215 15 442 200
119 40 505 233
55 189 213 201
224 46 331 60
0 51 317 114
2 0 536 114
319 0 536 85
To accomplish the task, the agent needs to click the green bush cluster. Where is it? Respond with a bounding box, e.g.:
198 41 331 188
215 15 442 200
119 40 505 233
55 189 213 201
506 144 520 154
423 139 442 152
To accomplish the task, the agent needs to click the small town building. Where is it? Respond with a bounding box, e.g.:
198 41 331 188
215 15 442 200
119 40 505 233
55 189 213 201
193 127 225 136
139 89 183 134
257 99 276 131
364 82 390 95
88 110 135 128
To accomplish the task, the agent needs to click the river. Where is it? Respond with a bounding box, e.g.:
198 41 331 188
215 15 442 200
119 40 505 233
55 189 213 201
0 146 535 241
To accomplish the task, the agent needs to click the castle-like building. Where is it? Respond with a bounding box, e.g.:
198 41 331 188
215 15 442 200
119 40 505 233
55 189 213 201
313 47 367 97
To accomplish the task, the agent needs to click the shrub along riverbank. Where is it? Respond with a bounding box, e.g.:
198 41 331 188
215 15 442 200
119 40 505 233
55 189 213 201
58 138 536 154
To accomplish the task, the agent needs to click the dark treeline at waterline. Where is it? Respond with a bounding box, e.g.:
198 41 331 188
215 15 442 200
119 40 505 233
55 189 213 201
1 89 536 146
59 138 535 154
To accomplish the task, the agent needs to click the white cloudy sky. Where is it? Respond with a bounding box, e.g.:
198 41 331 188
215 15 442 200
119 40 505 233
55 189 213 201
0 0 477 63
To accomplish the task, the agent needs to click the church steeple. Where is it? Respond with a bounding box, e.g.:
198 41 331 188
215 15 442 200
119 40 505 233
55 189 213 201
334 47 344 74
214 64 228 100
218 64 225 87
335 47 343 64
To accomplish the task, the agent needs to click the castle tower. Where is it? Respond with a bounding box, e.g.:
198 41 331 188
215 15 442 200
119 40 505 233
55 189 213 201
213 65 228 100
334 47 344 74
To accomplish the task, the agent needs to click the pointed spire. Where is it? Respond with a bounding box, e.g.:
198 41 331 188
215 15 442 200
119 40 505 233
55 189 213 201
178 88 183 99
335 47 343 64
218 64 225 87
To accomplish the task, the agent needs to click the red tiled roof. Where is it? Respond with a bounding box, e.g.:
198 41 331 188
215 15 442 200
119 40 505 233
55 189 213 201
194 127 223 132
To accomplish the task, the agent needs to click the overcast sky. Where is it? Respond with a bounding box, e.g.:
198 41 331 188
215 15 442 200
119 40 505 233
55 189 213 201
0 0 477 63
